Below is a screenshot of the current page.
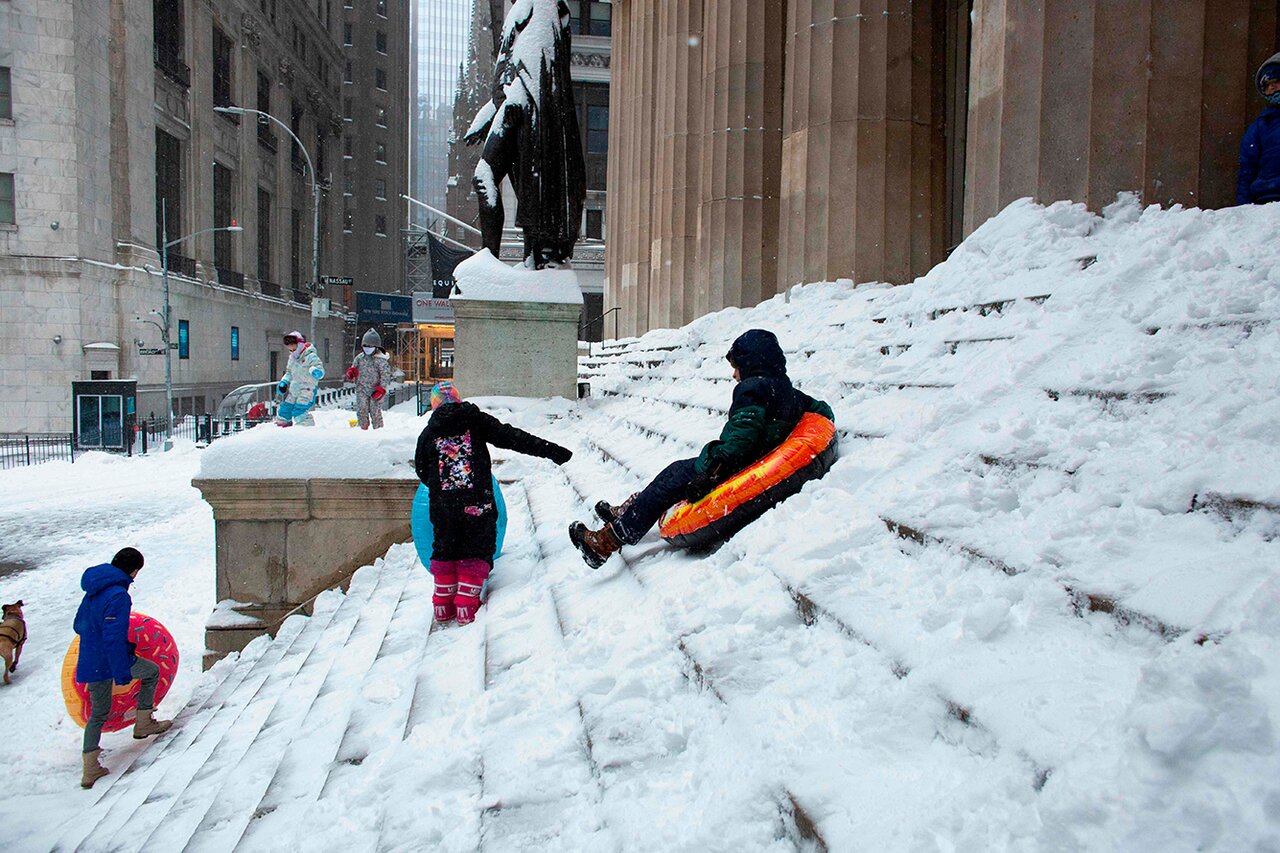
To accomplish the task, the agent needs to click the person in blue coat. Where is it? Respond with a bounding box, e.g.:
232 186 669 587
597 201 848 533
74 548 172 788
1238 52 1280 205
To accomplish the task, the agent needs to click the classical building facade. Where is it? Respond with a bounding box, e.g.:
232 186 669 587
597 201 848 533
0 0 359 432
606 0 1280 338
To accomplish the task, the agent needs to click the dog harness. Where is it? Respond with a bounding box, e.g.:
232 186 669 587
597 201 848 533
0 617 25 645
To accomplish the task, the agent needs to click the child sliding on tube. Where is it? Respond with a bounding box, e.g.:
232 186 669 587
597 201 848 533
414 382 573 625
570 329 834 568
275 331 325 427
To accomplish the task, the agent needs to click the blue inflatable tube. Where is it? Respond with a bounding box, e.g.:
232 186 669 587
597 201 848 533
411 478 507 570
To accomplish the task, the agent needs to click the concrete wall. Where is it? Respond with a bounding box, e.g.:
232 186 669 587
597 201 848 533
451 298 582 401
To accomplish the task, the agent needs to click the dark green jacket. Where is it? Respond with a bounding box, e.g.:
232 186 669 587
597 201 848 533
695 329 835 476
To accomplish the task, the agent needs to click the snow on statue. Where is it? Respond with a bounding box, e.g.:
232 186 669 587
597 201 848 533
464 0 586 270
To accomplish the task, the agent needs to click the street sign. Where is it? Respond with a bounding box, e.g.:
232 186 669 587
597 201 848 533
321 275 354 287
356 291 413 324
138 347 166 355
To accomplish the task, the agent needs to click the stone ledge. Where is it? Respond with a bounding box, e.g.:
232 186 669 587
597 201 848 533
194 476 420 668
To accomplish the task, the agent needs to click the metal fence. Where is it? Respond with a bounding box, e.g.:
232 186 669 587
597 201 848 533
0 433 76 469
1 385 416 470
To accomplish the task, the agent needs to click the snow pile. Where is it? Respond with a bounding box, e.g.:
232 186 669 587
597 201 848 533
198 410 419 479
454 248 584 303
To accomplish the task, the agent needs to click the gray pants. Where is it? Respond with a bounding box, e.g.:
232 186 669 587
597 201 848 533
83 657 159 753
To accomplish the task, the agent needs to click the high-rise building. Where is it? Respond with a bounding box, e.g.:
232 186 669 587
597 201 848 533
340 0 411 295
409 0 474 225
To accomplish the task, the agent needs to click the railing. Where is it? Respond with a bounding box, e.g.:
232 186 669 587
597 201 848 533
259 279 281 298
0 433 76 469
215 267 245 289
168 253 199 279
291 287 312 305
153 46 191 88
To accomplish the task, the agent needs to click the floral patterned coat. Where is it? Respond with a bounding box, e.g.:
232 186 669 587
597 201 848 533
413 401 571 561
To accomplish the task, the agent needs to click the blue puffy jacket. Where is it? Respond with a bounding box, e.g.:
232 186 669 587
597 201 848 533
74 563 135 684
1237 107 1280 205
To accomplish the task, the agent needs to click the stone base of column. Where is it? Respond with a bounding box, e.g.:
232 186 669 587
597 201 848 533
452 251 584 401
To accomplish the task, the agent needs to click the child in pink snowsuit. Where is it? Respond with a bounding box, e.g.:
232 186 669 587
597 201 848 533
413 382 572 624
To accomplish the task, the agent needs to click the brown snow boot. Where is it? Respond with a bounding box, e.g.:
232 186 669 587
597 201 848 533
569 522 623 569
81 749 109 789
594 494 637 525
133 707 173 739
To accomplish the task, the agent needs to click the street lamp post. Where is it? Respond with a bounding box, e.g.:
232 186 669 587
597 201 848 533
154 199 242 447
215 105 321 343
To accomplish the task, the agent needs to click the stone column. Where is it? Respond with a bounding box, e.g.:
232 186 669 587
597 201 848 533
779 0 946 290
964 0 1277 230
648 0 704 331
697 0 786 317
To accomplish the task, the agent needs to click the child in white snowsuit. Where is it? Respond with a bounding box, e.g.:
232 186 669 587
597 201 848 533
346 328 392 429
414 382 572 624
275 331 325 427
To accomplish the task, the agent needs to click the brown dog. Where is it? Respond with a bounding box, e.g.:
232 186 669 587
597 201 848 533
0 600 26 684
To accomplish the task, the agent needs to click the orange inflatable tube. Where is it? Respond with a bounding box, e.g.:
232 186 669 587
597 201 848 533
660 412 838 550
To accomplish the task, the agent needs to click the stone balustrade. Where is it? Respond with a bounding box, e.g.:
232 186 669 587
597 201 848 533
193 476 420 668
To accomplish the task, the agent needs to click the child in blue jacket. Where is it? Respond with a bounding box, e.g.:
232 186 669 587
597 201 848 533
1238 52 1280 205
74 548 172 788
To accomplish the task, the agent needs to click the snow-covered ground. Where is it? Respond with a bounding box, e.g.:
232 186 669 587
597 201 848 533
2 196 1279 851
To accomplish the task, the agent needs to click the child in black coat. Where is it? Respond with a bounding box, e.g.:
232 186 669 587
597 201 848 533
414 382 572 624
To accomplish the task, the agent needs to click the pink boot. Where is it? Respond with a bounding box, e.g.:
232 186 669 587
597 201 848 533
454 559 491 625
430 562 458 624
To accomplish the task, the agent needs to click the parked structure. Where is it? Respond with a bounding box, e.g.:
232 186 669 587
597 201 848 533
0 0 391 432
605 0 1280 338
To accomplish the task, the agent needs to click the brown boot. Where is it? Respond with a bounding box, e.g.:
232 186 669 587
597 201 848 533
81 749 109 789
569 522 623 569
594 494 637 525
133 707 173 739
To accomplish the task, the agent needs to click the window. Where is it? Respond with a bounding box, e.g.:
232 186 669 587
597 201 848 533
0 172 14 225
567 0 611 36
290 101 305 173
153 0 187 86
375 67 386 91
154 129 182 247
256 71 276 149
0 67 11 120
344 96 354 121
315 126 327 178
374 214 386 235
343 22 353 46
343 206 353 232
213 163 234 269
586 208 603 240
374 178 386 199
213 26 234 108
375 30 387 54
344 60 353 84
376 0 386 16
231 326 240 360
375 141 386 163
375 105 387 127
257 188 272 280
587 104 608 154
344 136 353 157
344 0 353 8
343 174 354 195
178 320 190 359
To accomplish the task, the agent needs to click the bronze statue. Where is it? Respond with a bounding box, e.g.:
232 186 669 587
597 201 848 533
464 0 587 269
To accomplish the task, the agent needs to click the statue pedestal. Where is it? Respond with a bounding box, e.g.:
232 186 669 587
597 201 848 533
451 250 583 400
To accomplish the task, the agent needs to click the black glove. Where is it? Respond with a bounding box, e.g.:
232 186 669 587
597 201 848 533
548 445 573 465
683 471 716 503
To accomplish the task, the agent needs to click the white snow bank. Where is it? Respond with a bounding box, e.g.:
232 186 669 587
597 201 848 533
454 249 584 304
198 410 419 479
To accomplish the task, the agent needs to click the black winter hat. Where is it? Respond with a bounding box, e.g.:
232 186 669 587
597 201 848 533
725 329 788 379
111 547 144 575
